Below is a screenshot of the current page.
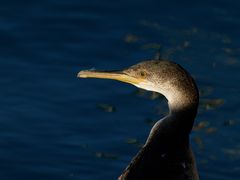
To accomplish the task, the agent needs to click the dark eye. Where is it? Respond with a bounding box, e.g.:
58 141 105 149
140 71 146 77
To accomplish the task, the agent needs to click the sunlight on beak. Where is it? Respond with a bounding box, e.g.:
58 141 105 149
77 70 144 85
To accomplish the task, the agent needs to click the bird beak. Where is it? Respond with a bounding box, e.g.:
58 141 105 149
77 70 143 85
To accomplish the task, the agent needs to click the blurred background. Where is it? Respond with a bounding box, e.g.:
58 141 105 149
1 0 240 179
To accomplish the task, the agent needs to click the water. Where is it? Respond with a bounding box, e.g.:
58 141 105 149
1 0 240 179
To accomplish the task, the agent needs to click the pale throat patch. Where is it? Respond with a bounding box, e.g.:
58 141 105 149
135 81 187 111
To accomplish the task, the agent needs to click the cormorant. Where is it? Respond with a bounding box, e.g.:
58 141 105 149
78 60 199 180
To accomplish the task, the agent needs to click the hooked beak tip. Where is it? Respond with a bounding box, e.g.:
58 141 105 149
77 70 89 78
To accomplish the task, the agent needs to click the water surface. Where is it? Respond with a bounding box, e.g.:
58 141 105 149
1 0 240 179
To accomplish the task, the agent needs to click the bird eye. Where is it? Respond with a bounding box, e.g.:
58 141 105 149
140 71 146 77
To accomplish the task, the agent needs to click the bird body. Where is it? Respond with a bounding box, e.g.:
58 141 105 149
119 113 199 180
78 60 199 180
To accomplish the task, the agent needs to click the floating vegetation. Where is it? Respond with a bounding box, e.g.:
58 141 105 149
223 119 235 126
154 51 162 60
97 103 116 112
139 20 163 30
193 121 210 131
149 92 163 100
182 41 190 48
200 99 224 110
125 138 139 145
95 152 118 160
193 136 204 150
222 47 234 54
133 88 147 96
223 148 240 159
199 87 214 97
193 121 217 134
79 144 118 160
154 105 168 116
224 58 239 65
133 89 164 100
125 138 144 148
124 34 139 43
222 37 232 44
205 127 217 134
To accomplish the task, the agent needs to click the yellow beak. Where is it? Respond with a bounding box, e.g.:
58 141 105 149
77 70 143 85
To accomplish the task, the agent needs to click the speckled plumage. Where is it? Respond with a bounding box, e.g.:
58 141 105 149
119 60 199 180
78 60 199 180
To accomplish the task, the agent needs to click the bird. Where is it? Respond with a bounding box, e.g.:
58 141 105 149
78 60 199 180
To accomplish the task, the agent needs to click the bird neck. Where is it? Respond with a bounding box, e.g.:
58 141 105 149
168 100 198 136
146 90 199 147
165 86 198 113
167 89 199 135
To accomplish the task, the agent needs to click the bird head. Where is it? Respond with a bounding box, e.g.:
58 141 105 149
78 60 198 111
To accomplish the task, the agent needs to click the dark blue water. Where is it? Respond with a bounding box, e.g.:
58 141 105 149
1 0 240 179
